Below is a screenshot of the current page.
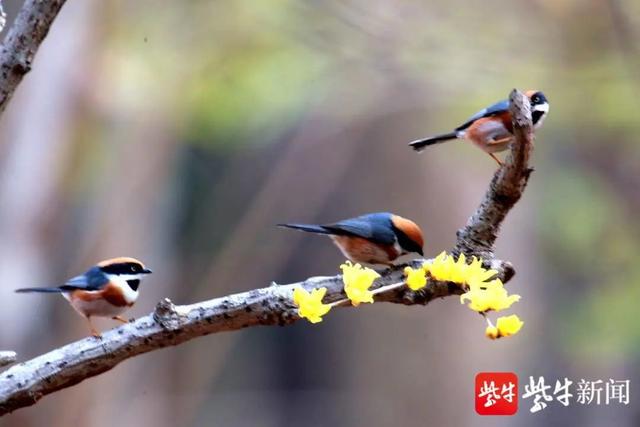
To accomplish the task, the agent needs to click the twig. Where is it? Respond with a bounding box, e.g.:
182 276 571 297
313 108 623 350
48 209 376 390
0 90 534 415
0 0 67 114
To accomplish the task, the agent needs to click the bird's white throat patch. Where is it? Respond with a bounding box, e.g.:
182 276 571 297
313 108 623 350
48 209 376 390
107 274 141 304
533 103 549 113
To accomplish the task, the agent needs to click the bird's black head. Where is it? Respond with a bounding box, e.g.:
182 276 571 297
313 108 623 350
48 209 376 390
529 91 548 106
526 90 549 127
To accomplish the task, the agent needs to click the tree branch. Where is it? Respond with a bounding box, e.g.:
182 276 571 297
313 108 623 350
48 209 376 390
0 89 534 415
0 0 67 114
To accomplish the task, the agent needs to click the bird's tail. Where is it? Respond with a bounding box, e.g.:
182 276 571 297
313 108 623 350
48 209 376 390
15 286 66 294
277 223 331 235
408 131 459 152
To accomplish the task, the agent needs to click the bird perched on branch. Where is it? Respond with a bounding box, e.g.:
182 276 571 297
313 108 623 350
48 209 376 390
278 212 424 266
408 90 549 165
16 257 152 337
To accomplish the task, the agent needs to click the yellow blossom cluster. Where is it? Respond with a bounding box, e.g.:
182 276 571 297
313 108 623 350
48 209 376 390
403 251 499 291
428 251 498 285
293 253 524 340
403 251 524 339
402 251 519 314
292 261 380 323
460 279 520 312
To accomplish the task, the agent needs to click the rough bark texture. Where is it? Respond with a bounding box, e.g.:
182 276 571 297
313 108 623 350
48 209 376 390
0 353 16 368
0 0 67 114
0 90 535 415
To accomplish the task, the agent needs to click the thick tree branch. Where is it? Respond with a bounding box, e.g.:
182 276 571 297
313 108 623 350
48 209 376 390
0 259 509 416
0 90 534 415
0 0 67 114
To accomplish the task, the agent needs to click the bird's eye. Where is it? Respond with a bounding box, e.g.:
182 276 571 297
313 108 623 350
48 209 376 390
131 265 137 272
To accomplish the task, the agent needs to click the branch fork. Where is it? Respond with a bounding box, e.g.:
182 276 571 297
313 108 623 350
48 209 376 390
0 88 534 415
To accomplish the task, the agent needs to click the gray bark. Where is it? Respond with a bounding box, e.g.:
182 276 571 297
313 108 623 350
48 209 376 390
0 0 68 114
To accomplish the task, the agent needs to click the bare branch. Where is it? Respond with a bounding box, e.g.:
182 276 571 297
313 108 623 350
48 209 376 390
0 261 500 416
0 0 67 114
0 90 534 415
0 353 16 368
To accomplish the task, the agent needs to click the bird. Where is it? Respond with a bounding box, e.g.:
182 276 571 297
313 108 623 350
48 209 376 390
278 212 424 266
408 90 549 165
15 257 152 337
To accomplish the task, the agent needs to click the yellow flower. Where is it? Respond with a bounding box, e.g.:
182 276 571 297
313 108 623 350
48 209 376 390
427 251 497 286
496 315 524 337
340 261 379 306
293 287 332 323
485 315 524 339
428 251 457 282
460 279 521 313
463 256 498 287
447 252 468 283
404 266 427 290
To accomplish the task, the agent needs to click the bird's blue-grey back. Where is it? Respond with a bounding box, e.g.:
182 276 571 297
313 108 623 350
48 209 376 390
323 212 396 245
456 99 509 131
64 266 109 290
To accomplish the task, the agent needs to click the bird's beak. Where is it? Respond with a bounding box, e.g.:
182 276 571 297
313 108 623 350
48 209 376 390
416 248 424 256
142 268 153 274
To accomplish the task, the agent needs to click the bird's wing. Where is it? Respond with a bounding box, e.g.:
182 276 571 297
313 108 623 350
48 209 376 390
456 99 509 131
324 214 396 245
62 267 109 291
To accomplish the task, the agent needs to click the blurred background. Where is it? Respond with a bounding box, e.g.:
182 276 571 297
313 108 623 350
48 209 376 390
0 0 639 425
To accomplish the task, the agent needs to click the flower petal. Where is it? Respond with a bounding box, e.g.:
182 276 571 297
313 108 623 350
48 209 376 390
404 266 428 291
496 315 524 337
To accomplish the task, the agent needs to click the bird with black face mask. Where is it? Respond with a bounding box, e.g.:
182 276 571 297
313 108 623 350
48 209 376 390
409 90 549 166
16 257 152 337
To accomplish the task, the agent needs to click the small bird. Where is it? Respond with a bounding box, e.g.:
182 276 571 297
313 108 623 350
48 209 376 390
16 257 152 337
278 212 424 266
409 90 549 165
